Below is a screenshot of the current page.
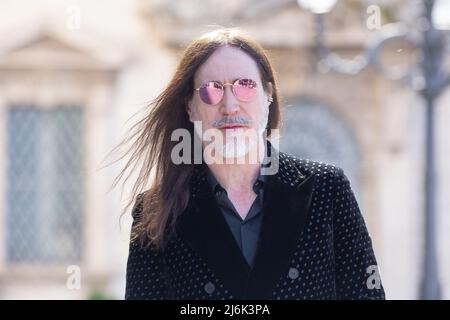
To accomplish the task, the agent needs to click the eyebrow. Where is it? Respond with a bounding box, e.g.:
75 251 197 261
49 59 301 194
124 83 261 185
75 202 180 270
201 77 251 85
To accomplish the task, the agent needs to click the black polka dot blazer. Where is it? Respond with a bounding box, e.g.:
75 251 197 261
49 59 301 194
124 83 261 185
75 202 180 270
125 151 385 300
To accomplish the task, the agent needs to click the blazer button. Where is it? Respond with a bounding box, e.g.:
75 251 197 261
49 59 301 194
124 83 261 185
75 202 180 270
204 281 215 294
288 267 299 280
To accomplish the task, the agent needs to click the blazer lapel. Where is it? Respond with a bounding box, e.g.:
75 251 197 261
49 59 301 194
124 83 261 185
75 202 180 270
176 163 251 299
176 151 316 299
246 153 316 299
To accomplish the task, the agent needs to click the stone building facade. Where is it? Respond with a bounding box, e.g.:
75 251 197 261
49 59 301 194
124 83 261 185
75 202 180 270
0 0 448 299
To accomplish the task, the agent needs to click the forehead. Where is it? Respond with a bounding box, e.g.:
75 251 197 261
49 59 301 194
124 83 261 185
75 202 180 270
194 45 261 84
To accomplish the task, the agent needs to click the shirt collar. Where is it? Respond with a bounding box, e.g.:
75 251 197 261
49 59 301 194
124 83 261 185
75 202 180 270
204 165 267 196
202 141 271 195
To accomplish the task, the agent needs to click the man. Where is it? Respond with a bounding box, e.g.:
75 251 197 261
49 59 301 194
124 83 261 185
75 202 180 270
123 28 385 300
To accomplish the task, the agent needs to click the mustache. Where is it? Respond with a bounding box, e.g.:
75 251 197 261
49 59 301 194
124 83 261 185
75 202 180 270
212 116 253 127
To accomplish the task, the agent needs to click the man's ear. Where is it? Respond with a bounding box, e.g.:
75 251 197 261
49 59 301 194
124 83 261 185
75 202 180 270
266 82 273 98
185 99 194 123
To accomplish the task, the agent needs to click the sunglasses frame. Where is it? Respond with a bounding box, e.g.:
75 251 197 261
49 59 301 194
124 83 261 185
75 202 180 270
194 78 258 105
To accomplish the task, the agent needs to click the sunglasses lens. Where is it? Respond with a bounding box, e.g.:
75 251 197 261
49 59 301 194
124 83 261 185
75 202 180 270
233 79 257 102
199 82 223 105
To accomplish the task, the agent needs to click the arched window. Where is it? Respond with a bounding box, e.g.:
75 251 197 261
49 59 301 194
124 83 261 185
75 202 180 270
280 99 363 204
6 105 83 263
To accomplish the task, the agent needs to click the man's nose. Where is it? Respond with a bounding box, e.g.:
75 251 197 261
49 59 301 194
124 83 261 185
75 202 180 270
220 85 240 115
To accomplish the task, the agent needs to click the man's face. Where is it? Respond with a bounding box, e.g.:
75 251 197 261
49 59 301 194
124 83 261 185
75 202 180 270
187 45 273 159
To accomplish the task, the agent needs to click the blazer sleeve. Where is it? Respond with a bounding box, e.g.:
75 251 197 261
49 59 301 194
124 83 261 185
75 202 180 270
332 168 386 299
124 194 170 300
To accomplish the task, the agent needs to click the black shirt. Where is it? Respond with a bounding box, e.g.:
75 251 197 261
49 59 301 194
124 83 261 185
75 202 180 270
205 166 266 268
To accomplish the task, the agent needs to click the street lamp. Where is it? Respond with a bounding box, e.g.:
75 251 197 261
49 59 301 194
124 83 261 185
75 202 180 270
298 0 449 299
297 0 337 14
